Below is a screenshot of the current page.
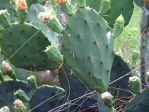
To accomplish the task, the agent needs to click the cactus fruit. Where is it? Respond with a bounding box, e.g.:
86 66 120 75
0 23 63 71
38 12 52 24
57 0 73 15
15 0 28 23
63 7 114 92
0 106 10 112
1 61 13 74
38 11 64 33
47 17 64 33
1 61 16 80
15 0 28 10
101 91 113 107
29 85 66 112
99 0 110 15
128 76 142 94
27 75 37 89
13 99 27 112
112 15 125 38
0 10 11 28
14 89 30 103
0 80 32 111
56 0 67 5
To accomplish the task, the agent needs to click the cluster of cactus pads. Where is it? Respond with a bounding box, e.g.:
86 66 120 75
1 0 147 112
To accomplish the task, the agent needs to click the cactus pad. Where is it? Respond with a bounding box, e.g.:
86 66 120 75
125 88 149 112
29 85 66 112
0 23 62 71
86 0 134 28
104 0 134 27
59 64 98 111
27 4 58 46
63 7 114 92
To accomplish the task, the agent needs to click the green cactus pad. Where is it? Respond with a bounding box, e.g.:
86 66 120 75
103 0 134 27
29 85 66 112
125 88 149 112
0 23 63 71
0 80 33 111
59 64 98 111
27 4 58 46
63 7 114 92
109 54 131 98
86 0 134 28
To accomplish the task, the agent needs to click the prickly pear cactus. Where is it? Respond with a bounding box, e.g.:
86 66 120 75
104 0 134 27
29 85 66 112
59 64 98 111
109 54 131 97
26 3 58 46
0 80 33 111
125 88 149 112
63 7 114 92
0 23 63 71
86 0 134 28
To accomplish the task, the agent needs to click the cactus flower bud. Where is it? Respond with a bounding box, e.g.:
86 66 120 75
0 106 10 112
0 9 11 27
38 12 53 24
14 89 30 103
16 0 28 23
16 0 28 10
56 0 67 5
112 15 125 38
27 75 38 89
1 61 16 80
2 61 13 74
38 12 63 33
57 0 73 14
101 91 113 107
129 76 142 94
13 99 27 112
99 0 110 15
